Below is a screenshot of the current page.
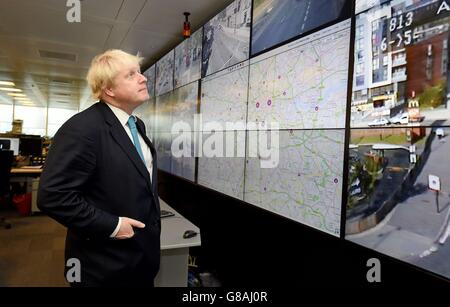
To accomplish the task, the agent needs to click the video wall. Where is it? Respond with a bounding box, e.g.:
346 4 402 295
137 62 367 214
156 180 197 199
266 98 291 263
140 0 450 281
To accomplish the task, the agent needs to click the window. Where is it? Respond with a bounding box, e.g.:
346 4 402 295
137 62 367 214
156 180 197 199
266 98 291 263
14 105 47 136
372 20 380 31
357 50 364 61
372 58 379 70
354 90 367 100
356 38 364 50
372 87 381 96
356 63 364 74
358 25 364 36
47 108 78 137
0 104 13 133
442 39 448 76
426 56 433 81
356 75 365 87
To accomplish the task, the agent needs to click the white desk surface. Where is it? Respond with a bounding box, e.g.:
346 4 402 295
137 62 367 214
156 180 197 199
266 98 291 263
159 198 201 250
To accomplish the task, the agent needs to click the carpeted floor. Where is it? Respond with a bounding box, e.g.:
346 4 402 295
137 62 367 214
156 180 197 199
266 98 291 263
0 211 68 287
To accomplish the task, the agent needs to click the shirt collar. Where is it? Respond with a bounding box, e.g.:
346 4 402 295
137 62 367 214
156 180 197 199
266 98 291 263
105 102 136 127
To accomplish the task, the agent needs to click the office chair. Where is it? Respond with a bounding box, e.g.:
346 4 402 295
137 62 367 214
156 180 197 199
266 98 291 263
0 150 14 229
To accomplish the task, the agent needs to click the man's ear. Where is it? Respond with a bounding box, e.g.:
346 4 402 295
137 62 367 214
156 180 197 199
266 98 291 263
104 87 115 98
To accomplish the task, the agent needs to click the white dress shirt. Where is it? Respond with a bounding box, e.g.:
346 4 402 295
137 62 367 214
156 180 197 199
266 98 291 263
105 102 153 238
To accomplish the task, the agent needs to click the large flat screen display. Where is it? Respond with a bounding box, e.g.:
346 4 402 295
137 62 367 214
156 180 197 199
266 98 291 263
251 0 351 56
346 126 450 280
156 50 174 96
245 129 345 236
202 0 252 77
200 62 249 130
351 0 450 128
174 28 203 88
248 20 351 129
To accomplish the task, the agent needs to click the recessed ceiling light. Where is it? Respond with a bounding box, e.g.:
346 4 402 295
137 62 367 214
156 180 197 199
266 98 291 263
8 93 27 97
0 81 15 86
0 87 22 92
53 92 71 97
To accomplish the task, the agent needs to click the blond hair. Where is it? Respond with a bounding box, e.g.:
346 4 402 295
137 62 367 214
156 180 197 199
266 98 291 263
86 49 144 99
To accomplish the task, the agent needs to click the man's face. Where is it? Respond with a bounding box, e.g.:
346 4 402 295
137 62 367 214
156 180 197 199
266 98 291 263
109 61 149 108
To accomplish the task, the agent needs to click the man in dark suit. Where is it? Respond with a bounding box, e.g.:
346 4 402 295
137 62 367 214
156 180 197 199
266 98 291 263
38 49 160 287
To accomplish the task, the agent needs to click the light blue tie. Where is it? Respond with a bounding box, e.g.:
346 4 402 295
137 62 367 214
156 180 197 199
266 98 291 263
127 116 145 163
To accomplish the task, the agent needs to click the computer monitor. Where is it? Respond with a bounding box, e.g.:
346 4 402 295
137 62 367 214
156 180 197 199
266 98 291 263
19 136 42 156
0 137 20 155
0 139 9 149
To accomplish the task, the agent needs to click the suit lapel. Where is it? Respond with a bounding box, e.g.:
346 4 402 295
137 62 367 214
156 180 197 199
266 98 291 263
97 102 152 191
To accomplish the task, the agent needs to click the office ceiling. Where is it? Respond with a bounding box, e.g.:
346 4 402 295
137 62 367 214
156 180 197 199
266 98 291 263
0 0 232 110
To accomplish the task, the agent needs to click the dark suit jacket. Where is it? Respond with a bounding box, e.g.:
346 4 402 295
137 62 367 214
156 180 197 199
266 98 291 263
38 101 161 285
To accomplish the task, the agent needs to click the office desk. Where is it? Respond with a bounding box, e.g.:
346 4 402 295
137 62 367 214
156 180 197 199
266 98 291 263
10 168 42 214
156 198 201 287
11 167 43 175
